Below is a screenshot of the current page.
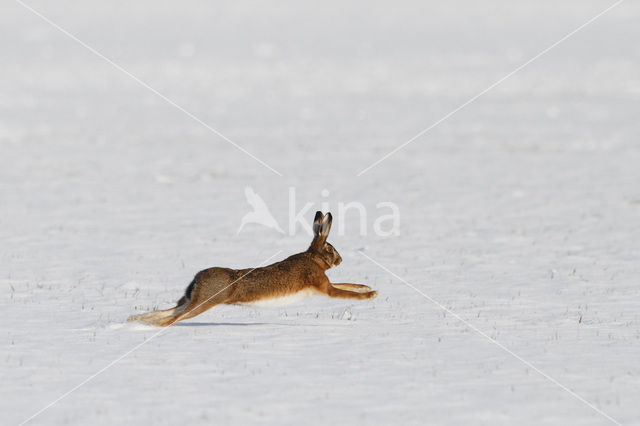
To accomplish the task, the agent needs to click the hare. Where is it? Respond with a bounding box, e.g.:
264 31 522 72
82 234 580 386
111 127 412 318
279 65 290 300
128 211 377 326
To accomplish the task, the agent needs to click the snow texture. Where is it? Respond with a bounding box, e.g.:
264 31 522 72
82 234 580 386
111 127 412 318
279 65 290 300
1 1 639 425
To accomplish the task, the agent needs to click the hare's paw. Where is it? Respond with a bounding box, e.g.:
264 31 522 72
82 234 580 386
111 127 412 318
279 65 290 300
365 290 378 299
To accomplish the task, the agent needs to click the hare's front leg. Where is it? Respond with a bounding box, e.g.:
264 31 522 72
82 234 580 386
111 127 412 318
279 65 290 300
326 283 377 299
331 283 373 293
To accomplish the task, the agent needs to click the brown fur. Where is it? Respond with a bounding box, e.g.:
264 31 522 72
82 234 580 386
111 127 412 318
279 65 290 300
128 211 377 326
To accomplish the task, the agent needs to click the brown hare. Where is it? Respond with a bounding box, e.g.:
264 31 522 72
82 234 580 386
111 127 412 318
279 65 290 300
128 211 377 326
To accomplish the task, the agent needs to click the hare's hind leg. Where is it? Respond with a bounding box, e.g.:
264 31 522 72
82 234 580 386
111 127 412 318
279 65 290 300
127 303 187 326
142 298 213 327
326 283 377 299
160 290 228 325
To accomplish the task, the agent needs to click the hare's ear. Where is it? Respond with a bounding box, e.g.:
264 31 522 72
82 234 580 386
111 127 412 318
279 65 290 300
312 211 324 237
320 212 332 238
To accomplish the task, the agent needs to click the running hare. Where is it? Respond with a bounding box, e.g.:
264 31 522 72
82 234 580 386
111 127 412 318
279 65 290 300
128 211 377 326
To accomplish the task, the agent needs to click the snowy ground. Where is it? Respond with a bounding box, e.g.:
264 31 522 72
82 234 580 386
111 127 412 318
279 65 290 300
2 1 640 425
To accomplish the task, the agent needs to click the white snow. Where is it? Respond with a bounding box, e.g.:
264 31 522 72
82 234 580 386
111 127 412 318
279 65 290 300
2 1 640 425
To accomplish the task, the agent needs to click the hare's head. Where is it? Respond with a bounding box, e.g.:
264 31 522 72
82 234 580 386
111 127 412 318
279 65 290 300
308 211 342 268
